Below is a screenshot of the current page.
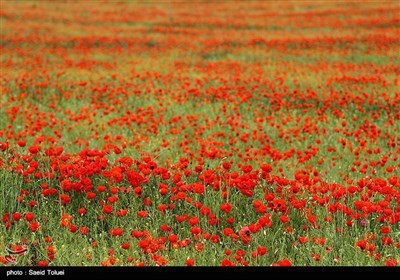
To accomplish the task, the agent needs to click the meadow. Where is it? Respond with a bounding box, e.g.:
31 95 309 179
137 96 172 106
0 0 399 266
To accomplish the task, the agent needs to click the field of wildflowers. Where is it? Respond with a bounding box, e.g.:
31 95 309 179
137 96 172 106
0 1 399 267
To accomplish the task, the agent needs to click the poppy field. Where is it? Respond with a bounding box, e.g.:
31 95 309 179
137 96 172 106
0 1 399 267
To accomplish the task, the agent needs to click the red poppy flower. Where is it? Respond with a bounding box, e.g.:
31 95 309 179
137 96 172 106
308 215 317 224
200 207 211 216
60 214 72 227
143 197 152 206
249 223 261 233
28 201 37 208
223 228 234 236
153 255 168 266
87 192 96 199
12 212 21 221
158 204 167 213
160 224 171 232
253 200 263 208
194 243 204 252
276 259 292 266
259 214 273 228
47 246 56 255
37 261 48 266
137 210 149 218
28 145 41 154
264 193 275 201
68 225 77 233
180 238 190 247
210 235 220 243
273 200 287 212
168 234 178 243
186 258 194 266
221 259 236 266
59 194 71 205
6 244 28 256
78 207 86 216
386 259 398 266
190 226 201 235
241 165 252 173
176 215 186 223
108 248 114 256
107 196 119 204
97 186 107 192
239 226 251 244
299 237 309 244
311 253 321 261
133 187 143 197
131 230 144 239
380 226 390 234
176 192 186 200
115 209 128 217
121 243 130 250
220 202 233 213
260 164 272 173
103 205 113 214
313 237 326 246
381 237 392 246
79 227 89 235
356 240 367 251
159 188 168 195
29 222 40 232
280 215 289 223
222 162 231 170
192 183 205 194
17 140 26 147
285 226 293 233
188 217 200 226
257 246 267 256
110 228 123 236
25 212 34 222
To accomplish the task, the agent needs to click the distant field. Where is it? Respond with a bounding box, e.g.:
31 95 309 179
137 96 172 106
0 0 399 266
